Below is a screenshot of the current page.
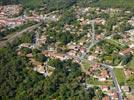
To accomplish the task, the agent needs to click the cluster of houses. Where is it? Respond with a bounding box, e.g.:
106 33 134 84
101 85 131 100
0 5 23 18
0 5 22 29
0 5 60 30
0 14 43 30
102 87 119 100
14 5 134 100
18 35 47 50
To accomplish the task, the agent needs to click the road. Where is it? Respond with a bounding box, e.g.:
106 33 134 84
78 28 123 100
0 10 60 48
79 32 116 60
101 64 123 100
0 23 41 47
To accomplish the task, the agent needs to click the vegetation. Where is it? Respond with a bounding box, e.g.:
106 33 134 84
20 0 43 9
0 21 36 39
86 77 113 86
126 76 134 88
92 0 134 9
1 0 134 10
0 0 134 99
114 68 125 86
81 60 92 71
98 40 122 65
43 0 77 12
127 57 134 70
0 0 43 9
0 33 96 99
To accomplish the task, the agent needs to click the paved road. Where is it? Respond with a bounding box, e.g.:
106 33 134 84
101 64 123 100
79 33 116 60
78 31 123 100
0 10 60 48
0 23 41 47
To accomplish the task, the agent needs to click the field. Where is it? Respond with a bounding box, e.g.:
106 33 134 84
93 0 134 9
114 68 125 85
86 77 113 86
81 59 91 71
127 57 134 70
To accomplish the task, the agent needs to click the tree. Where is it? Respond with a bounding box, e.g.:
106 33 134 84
34 53 47 62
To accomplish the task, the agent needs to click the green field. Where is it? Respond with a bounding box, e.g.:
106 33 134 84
127 57 134 70
106 39 126 49
93 0 134 9
81 59 91 71
114 68 125 85
86 77 113 86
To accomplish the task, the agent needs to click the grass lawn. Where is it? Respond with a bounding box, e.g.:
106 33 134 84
114 68 125 85
81 59 91 71
86 77 113 86
127 57 134 70
106 39 126 49
20 0 43 9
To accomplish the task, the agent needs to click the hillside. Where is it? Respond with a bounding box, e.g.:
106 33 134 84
0 0 43 9
0 0 134 10
92 0 134 9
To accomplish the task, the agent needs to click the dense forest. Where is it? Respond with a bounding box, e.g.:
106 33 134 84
0 0 134 10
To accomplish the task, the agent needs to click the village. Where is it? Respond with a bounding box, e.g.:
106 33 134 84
0 4 134 100
0 5 59 31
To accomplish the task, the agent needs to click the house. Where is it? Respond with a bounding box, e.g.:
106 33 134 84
42 51 69 61
121 86 130 93
87 63 101 75
67 50 77 56
33 64 45 74
124 68 134 78
67 43 80 51
119 48 132 56
102 95 110 100
112 92 118 100
53 53 68 61
95 46 103 54
94 18 106 25
36 35 47 47
88 55 97 61
98 76 106 81
80 47 86 53
79 18 90 25
125 29 134 42
107 90 118 100
95 34 104 40
18 43 32 49
26 53 33 58
98 70 109 81
128 17 134 26
129 44 134 49
100 86 109 91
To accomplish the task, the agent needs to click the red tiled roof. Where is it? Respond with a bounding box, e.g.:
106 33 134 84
102 96 110 100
